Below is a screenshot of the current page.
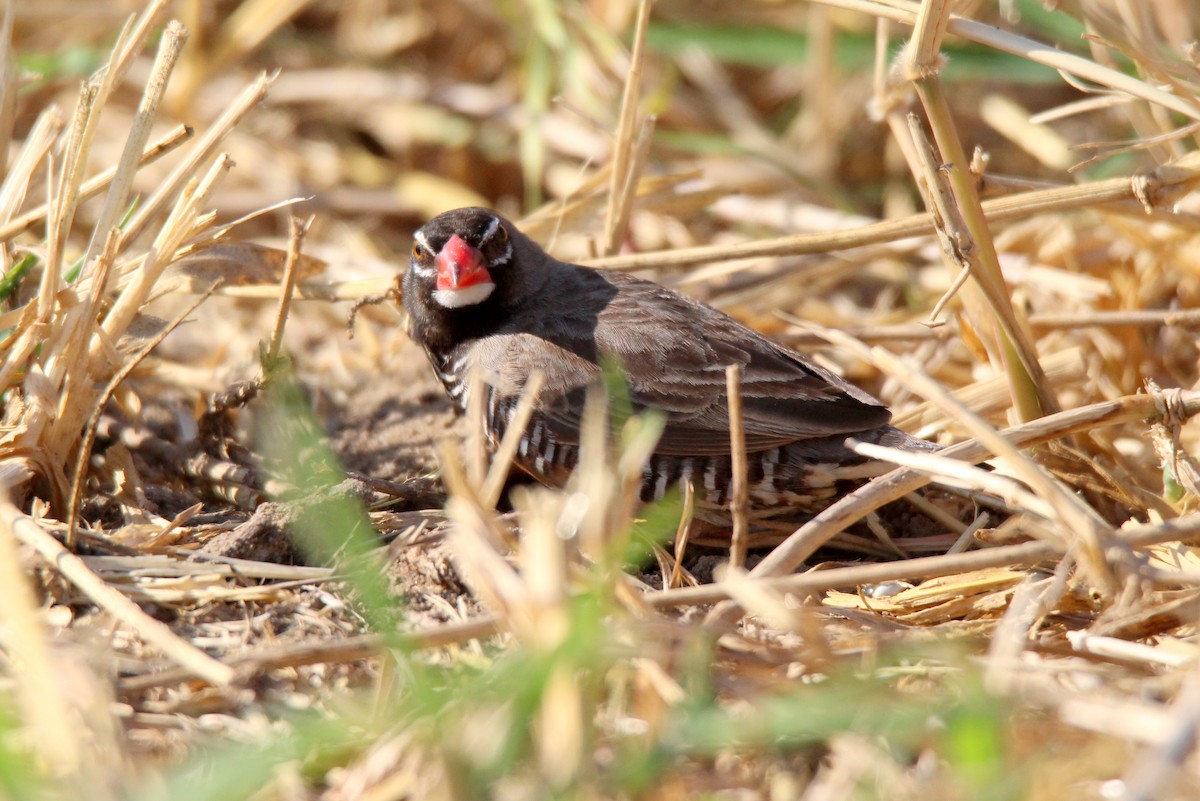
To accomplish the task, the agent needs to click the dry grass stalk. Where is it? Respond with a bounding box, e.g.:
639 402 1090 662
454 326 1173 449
848 439 1053 518
608 113 657 256
265 214 314 364
821 0 1200 120
0 5 15 172
780 309 1200 346
66 289 213 545
667 513 1200 611
47 1 171 296
121 71 274 247
480 371 546 508
0 109 59 231
1 1 1198 795
111 507 1200 692
1120 670 1200 801
118 617 502 694
902 6 1055 421
584 156 1200 271
0 111 64 389
668 475 695 590
97 155 232 357
29 155 234 489
0 25 275 527
883 347 1085 434
725 363 749 569
466 364 488 488
601 0 652 256
703 389 1200 626
0 499 235 686
821 325 1118 590
84 20 188 262
0 123 192 244
437 439 510 552
0 493 83 776
203 0 315 76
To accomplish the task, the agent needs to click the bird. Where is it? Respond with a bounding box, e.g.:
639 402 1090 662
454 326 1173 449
401 206 936 510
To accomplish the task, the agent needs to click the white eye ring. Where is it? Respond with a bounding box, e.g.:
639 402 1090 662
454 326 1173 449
412 230 433 258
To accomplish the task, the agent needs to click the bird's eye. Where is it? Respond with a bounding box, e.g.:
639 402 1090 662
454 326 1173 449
496 226 508 244
412 244 424 260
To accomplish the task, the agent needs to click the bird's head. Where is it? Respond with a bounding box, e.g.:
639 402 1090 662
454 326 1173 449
402 207 549 349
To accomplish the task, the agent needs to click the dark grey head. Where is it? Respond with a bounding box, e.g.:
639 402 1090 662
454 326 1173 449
402 207 550 352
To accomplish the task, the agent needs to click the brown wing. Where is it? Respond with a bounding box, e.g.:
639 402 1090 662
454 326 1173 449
477 267 891 456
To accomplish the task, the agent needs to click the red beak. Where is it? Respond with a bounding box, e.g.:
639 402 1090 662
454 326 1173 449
435 234 492 290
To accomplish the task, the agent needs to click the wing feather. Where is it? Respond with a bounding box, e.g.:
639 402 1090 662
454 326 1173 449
472 267 891 456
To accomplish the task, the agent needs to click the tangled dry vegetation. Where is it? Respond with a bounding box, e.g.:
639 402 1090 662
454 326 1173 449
2 0 1200 799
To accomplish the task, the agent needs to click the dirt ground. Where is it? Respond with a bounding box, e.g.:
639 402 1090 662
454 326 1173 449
328 335 466 485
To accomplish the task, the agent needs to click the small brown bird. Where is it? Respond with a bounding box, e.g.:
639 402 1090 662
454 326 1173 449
402 207 934 509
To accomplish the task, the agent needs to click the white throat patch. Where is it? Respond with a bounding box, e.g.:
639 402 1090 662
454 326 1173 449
433 282 496 308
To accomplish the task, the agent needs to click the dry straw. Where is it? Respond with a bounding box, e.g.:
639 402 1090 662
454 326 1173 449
2 0 1200 797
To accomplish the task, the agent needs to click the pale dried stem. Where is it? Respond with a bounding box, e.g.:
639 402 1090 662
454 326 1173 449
66 290 213 546
466 365 487 489
946 509 991 554
907 0 951 75
669 480 695 590
678 513 1200 611
607 114 656 256
577 385 611 557
788 326 1085 436
52 0 170 287
112 511 1200 692
109 1 173 87
0 500 235 686
120 617 501 693
817 0 1200 120
1120 667 1200 801
602 0 652 256
1071 120 1200 174
54 228 122 513
1068 631 1196 668
986 564 1070 691
926 264 970 325
901 1 1056 423
100 154 232 352
40 154 232 481
45 82 98 314
0 107 59 226
0 123 192 243
726 364 749 569
266 214 313 363
0 493 83 774
120 71 274 247
848 439 1055 519
904 113 976 319
0 119 61 392
437 440 510 551
512 487 569 629
701 390 1200 627
481 371 545 508
584 157 1200 271
0 5 16 185
821 327 1117 589
446 519 530 634
782 309 1200 346
84 20 188 267
914 82 1054 420
24 108 70 324
718 565 809 634
208 0 313 71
